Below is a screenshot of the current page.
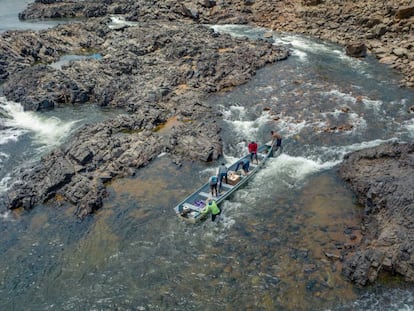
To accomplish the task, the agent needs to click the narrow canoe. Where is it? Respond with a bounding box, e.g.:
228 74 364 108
173 141 280 223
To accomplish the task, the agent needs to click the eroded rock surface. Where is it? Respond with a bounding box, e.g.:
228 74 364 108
16 0 414 87
339 142 414 285
1 6 289 217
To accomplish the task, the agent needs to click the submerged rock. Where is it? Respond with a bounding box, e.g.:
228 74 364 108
338 142 414 285
345 42 367 58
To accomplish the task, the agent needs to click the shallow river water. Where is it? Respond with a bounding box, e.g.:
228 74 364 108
0 9 414 311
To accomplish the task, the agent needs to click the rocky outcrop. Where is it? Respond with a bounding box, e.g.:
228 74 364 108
16 0 414 88
1 10 289 217
345 42 367 58
2 20 287 110
249 0 414 88
7 115 164 218
338 142 414 285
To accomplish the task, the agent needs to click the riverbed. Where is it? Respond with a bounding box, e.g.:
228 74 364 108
0 7 414 311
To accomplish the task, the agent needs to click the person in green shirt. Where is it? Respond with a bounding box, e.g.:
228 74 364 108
201 198 221 222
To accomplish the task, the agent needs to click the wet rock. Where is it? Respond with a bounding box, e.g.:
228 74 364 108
201 0 216 9
339 142 414 285
13 0 414 89
303 264 317 273
395 5 414 19
303 0 323 6
324 252 342 262
345 42 367 58
2 10 289 218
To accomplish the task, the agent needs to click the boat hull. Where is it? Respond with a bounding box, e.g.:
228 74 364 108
173 142 279 223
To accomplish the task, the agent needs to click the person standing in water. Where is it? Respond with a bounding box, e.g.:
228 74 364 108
271 131 282 149
201 198 221 222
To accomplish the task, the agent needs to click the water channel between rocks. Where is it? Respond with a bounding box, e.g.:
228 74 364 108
1 24 414 311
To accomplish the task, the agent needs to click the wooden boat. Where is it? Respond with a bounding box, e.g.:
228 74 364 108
173 141 280 223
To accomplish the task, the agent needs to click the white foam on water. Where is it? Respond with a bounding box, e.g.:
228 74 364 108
222 105 273 142
272 153 339 177
348 111 368 133
0 174 12 193
210 24 267 38
0 127 26 145
291 49 308 61
221 104 247 120
336 50 374 75
277 34 342 57
256 85 278 96
321 89 383 111
326 288 414 311
209 26 379 89
361 97 384 111
318 138 395 161
0 210 15 222
108 15 139 29
204 138 403 238
321 89 357 104
214 203 237 235
275 117 307 138
0 151 9 163
402 118 414 138
317 109 367 134
0 97 79 147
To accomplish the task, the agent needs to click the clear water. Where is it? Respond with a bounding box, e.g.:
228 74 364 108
0 0 65 33
1 8 414 311
49 53 103 70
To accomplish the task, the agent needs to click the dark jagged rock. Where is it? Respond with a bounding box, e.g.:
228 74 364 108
345 42 367 58
338 142 414 285
13 0 414 88
395 5 414 19
1 13 289 218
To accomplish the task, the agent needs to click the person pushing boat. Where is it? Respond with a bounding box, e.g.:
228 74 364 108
235 158 250 175
201 198 221 222
270 130 282 149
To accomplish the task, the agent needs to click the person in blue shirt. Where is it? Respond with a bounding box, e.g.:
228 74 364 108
216 163 228 193
235 158 250 175
209 175 218 197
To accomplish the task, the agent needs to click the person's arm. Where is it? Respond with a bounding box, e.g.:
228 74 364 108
201 205 209 214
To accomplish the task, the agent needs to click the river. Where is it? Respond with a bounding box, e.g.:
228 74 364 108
0 2 413 311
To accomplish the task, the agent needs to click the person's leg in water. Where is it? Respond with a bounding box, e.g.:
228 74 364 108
275 138 283 153
211 208 222 222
